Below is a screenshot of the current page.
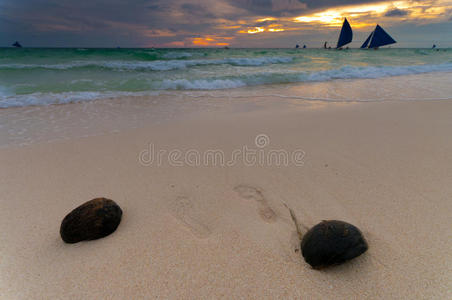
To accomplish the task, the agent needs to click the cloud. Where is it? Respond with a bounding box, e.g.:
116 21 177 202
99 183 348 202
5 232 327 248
301 0 384 9
0 0 451 47
180 3 216 18
385 8 409 17
226 0 308 16
226 0 384 16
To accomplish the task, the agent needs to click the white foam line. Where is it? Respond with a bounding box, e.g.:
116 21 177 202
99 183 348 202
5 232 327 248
0 56 294 71
2 66 452 108
181 93 452 103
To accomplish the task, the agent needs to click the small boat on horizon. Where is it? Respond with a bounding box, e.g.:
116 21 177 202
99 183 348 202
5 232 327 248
361 25 396 49
12 41 22 48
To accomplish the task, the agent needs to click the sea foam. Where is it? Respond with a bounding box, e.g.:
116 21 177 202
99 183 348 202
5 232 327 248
1 47 452 108
0 56 294 71
153 63 452 90
2 63 451 108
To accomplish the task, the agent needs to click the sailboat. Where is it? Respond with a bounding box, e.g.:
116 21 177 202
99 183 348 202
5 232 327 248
336 18 353 49
12 41 22 48
361 25 396 49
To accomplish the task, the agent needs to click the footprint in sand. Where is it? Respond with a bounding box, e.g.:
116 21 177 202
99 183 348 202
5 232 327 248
169 196 211 239
234 185 277 223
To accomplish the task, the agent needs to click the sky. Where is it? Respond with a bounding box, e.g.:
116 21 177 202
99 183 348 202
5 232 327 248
1 0 451 48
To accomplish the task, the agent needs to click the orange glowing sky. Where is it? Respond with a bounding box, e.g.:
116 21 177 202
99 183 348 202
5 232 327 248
1 0 451 47
237 1 451 34
198 0 452 47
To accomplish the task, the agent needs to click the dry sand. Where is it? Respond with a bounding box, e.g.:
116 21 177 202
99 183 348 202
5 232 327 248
1 92 451 299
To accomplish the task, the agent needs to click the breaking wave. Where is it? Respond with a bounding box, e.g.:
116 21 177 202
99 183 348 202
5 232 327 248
0 56 294 71
155 63 452 90
2 62 452 108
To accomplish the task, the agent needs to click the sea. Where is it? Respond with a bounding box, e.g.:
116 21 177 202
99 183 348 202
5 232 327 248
1 47 452 108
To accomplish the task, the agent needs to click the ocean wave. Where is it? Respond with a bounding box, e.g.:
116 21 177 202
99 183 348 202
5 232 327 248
159 79 247 90
0 91 156 108
301 63 452 81
162 52 193 59
0 56 294 71
152 63 452 90
2 63 452 108
0 85 13 98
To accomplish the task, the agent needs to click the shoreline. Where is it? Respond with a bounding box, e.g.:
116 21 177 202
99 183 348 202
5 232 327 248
1 95 451 298
2 71 452 149
2 69 452 109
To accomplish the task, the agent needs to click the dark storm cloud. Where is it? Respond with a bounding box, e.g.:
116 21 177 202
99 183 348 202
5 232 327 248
1 0 172 28
225 0 307 17
385 8 409 17
0 0 211 46
226 0 384 16
301 0 383 9
180 3 217 18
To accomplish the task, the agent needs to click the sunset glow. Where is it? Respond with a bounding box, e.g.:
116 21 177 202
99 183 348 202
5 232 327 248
1 0 451 47
268 28 285 32
191 35 232 47
241 27 265 34
256 17 277 22
293 1 452 28
294 2 400 27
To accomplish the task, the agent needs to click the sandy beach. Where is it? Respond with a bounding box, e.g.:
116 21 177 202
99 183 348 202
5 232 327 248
1 77 452 299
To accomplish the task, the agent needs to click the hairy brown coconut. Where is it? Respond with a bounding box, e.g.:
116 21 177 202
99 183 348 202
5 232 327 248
301 220 368 269
287 206 368 269
60 198 122 243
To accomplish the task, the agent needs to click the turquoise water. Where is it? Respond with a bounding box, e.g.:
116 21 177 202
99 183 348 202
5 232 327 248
1 48 451 107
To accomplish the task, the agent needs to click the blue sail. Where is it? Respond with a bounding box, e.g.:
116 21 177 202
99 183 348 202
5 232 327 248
360 32 373 48
336 18 353 48
368 25 396 48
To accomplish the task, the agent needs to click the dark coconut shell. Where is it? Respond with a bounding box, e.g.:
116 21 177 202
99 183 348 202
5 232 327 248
301 220 368 269
60 198 122 243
